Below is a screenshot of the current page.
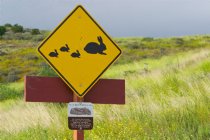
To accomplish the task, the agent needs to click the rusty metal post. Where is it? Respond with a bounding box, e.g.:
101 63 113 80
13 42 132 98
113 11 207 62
73 94 84 140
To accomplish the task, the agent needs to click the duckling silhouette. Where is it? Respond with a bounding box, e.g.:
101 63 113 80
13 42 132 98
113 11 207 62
49 49 58 57
60 44 70 52
71 50 80 58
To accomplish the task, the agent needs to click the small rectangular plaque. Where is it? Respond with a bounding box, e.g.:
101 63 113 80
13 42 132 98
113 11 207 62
68 102 93 130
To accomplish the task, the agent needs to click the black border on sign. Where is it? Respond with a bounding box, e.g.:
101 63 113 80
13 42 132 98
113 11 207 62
38 5 122 97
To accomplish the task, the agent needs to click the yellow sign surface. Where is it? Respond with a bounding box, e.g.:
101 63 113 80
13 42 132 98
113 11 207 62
38 5 121 97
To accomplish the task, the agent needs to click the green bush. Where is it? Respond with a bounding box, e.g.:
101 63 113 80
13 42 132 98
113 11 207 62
0 26 6 36
4 23 12 27
142 37 154 42
173 38 184 45
38 64 57 76
0 84 22 101
6 71 21 82
11 24 23 33
32 34 45 41
31 28 40 35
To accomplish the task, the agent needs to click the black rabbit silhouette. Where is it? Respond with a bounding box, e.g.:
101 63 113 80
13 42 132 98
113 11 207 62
60 44 70 52
84 36 106 55
49 49 58 57
71 50 80 58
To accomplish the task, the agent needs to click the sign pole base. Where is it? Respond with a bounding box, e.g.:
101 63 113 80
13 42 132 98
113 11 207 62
73 130 84 140
73 94 84 140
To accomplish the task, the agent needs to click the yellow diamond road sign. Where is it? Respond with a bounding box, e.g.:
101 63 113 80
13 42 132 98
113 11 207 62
38 5 121 97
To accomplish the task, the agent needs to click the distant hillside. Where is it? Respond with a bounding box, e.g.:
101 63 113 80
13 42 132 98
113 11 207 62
0 24 210 82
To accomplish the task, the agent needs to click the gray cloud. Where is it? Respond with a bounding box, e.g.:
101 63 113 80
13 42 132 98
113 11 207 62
0 0 210 37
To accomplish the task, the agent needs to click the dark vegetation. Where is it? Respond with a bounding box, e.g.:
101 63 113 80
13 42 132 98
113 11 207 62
0 26 6 36
0 23 47 41
11 24 24 33
31 29 40 35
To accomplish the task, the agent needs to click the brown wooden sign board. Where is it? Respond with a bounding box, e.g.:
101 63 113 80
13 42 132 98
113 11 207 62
24 76 125 104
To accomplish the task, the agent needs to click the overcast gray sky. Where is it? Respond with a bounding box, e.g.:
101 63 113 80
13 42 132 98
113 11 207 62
0 0 210 37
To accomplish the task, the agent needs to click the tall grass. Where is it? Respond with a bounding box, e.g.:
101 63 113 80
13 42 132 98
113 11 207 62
0 83 23 101
0 48 209 139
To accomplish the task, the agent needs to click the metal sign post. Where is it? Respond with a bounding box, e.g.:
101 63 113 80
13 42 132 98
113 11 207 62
73 94 84 140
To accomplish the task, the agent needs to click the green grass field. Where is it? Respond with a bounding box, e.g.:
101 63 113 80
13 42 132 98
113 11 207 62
0 33 210 139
